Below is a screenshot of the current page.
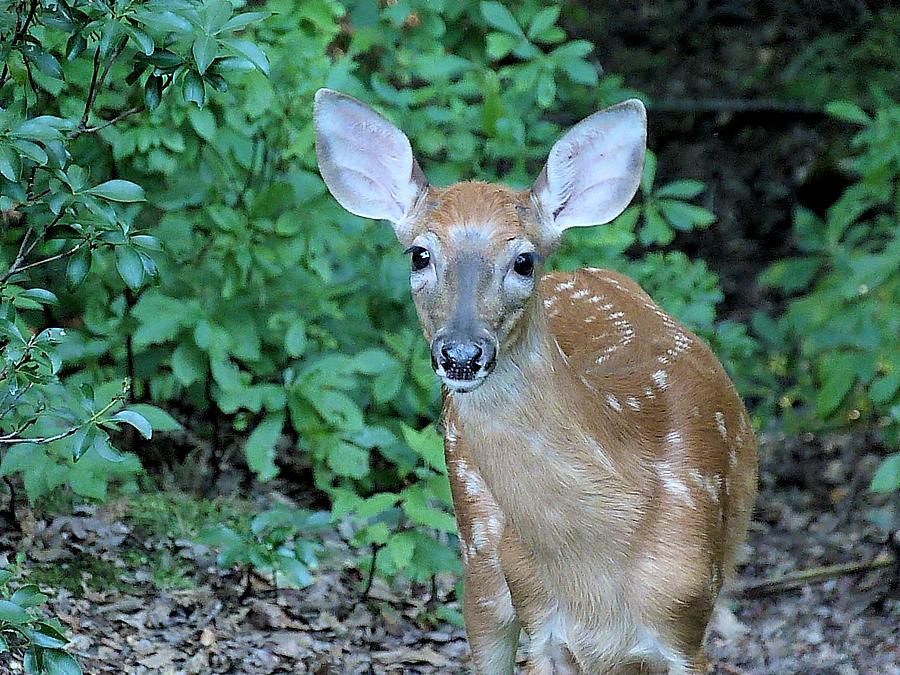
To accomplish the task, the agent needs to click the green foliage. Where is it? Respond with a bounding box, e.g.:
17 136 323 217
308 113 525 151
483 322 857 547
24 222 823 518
757 95 900 490
200 507 330 587
0 0 261 504
779 9 900 108
2 0 767 590
0 562 82 675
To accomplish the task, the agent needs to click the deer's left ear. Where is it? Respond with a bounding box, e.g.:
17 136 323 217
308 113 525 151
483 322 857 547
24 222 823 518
531 99 646 244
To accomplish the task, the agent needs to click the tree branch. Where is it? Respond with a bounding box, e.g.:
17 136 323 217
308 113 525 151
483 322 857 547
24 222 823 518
736 553 896 597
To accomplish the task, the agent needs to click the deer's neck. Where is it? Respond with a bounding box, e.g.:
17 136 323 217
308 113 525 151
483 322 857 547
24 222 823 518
447 300 644 554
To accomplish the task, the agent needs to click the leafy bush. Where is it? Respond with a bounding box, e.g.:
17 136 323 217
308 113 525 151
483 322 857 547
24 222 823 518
0 0 265 509
201 506 331 587
3 0 764 590
0 560 82 674
757 95 900 491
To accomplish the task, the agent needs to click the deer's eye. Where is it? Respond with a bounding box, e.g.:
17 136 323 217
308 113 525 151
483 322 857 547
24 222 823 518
409 246 431 271
513 252 535 277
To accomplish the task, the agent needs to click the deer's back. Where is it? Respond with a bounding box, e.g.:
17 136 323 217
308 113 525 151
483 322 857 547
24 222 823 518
542 268 757 581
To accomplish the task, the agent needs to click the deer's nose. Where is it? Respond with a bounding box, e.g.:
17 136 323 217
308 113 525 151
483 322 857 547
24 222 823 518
431 337 494 381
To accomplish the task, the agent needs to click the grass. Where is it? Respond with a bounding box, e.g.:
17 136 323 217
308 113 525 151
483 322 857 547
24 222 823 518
22 491 254 595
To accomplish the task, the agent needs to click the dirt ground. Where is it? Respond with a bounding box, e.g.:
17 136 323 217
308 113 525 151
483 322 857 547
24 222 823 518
1 432 897 674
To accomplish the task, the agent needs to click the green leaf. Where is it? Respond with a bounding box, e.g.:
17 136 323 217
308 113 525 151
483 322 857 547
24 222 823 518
401 424 446 473
182 71 206 107
486 32 520 60
640 150 657 194
0 144 20 181
824 101 871 125
277 557 312 587
0 599 30 623
11 585 48 609
124 25 154 56
65 247 91 290
221 38 269 75
870 369 900 405
355 492 400 519
559 58 598 86
245 413 283 481
92 432 125 463
326 441 369 479
527 6 560 40
1 444 41 477
144 76 163 111
125 404 182 431
816 369 854 418
639 204 673 246
193 34 218 75
115 246 145 290
43 649 83 675
657 199 716 230
87 180 145 202
222 12 272 33
382 531 416 570
285 319 307 357
480 2 524 37
19 288 58 305
536 71 556 108
10 140 48 165
171 343 205 387
110 410 152 439
655 179 705 199
870 453 900 493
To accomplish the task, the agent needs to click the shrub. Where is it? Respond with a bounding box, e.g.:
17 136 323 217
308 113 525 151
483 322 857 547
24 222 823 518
0 560 82 674
757 95 900 492
3 0 758 587
0 0 266 509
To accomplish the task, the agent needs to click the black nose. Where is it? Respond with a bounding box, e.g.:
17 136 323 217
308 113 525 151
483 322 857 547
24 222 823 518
431 338 493 381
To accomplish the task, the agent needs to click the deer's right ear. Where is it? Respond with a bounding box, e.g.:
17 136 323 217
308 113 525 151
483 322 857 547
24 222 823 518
314 89 427 240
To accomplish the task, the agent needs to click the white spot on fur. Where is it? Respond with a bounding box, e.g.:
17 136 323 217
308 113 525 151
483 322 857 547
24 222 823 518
652 370 668 389
455 459 488 499
626 396 641 411
664 430 684 452
555 280 575 291
544 296 558 308
606 393 622 412
588 295 604 303
714 411 727 439
571 288 589 300
584 315 596 323
657 461 694 507
445 422 459 454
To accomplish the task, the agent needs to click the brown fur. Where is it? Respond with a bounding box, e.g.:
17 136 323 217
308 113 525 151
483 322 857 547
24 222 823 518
408 183 757 674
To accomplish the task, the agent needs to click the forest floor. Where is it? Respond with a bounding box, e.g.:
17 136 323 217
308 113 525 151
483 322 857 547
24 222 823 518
1 431 897 674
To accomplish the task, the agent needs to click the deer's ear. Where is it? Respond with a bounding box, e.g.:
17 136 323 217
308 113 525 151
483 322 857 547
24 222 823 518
314 89 427 240
531 99 646 243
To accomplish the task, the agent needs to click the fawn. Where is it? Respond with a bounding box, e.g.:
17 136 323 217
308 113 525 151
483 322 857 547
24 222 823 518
314 89 757 674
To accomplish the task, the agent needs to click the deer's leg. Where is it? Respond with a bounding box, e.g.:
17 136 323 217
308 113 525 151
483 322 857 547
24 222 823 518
462 553 520 674
446 439 520 674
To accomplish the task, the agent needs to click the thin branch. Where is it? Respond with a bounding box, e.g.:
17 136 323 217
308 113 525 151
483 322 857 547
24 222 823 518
736 553 896 597
0 395 123 445
12 239 88 276
77 47 103 131
0 211 68 284
0 0 39 89
649 98 821 116
79 105 143 134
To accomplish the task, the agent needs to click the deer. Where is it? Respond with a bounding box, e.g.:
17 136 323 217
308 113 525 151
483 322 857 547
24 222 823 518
313 88 757 674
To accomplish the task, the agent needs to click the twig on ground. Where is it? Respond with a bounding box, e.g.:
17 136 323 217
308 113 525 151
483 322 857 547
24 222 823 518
736 553 896 597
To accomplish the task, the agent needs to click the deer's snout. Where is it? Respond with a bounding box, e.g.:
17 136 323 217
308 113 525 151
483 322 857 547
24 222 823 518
431 335 496 386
